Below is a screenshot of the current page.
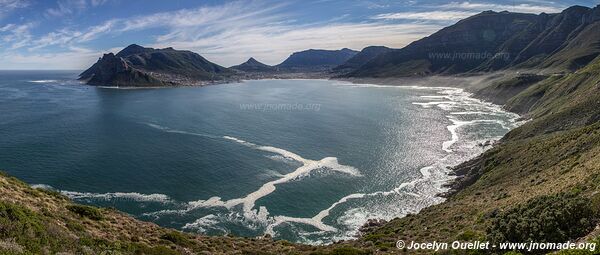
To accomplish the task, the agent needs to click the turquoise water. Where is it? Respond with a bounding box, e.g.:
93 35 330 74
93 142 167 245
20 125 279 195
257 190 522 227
0 71 519 243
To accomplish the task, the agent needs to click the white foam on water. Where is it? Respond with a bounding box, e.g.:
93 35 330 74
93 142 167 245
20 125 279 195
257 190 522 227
420 95 451 99
263 85 521 243
142 124 363 232
222 136 362 198
28 80 58 83
139 84 520 243
412 101 457 108
31 184 172 204
450 111 504 116
263 159 456 240
31 184 55 190
146 123 219 139
182 214 221 232
265 193 367 236
61 191 173 203
441 118 507 152
186 136 362 225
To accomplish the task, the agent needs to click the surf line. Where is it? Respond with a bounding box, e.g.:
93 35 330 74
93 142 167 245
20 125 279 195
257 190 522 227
144 123 362 232
263 162 445 236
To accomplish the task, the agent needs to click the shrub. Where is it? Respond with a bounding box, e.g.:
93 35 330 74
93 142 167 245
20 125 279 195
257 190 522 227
0 202 49 253
66 205 103 220
66 221 85 232
487 193 599 253
160 231 191 246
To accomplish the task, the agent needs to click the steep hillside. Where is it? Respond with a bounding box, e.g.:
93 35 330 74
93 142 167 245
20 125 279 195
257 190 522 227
474 73 548 105
79 44 233 87
334 46 393 72
347 5 600 78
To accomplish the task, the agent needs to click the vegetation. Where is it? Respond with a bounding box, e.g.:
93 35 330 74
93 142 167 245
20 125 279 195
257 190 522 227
487 193 599 250
475 74 548 105
67 204 104 220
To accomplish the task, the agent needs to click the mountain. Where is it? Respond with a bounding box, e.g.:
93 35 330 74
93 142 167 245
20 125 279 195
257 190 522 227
347 5 600 77
276 48 358 71
333 46 393 71
79 44 233 87
230 57 275 72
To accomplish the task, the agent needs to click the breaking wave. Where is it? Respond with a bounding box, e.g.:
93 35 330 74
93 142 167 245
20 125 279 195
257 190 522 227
31 184 173 204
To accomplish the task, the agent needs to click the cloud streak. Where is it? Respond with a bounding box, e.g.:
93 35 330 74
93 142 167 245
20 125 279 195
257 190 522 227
0 0 29 20
440 1 565 13
371 1 565 22
373 11 479 21
1 0 443 68
0 0 573 69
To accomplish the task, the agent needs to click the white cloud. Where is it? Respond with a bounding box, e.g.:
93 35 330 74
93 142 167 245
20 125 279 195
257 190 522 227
0 0 29 19
154 22 439 66
440 1 564 14
45 0 109 18
0 22 35 50
96 1 440 66
45 0 87 17
1 0 450 69
369 1 565 27
0 47 104 69
2 1 443 68
372 11 479 21
90 0 107 7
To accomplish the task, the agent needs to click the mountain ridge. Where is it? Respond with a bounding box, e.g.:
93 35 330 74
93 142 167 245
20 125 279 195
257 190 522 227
345 5 600 78
333 46 393 72
276 48 359 71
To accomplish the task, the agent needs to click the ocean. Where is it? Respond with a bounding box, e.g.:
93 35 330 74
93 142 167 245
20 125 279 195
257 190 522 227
0 71 519 244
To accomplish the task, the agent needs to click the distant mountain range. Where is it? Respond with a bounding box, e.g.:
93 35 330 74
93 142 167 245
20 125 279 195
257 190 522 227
346 5 600 77
333 46 393 72
80 46 361 86
81 5 600 86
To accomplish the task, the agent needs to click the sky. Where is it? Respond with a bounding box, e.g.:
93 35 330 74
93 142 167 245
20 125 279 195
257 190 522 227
0 0 597 69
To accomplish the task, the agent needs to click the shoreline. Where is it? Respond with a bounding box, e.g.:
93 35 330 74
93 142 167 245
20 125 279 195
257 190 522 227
73 75 520 243
27 74 523 245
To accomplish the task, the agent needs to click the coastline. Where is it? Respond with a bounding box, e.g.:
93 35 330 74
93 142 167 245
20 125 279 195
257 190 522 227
336 76 526 199
76 75 521 243
4 71 599 254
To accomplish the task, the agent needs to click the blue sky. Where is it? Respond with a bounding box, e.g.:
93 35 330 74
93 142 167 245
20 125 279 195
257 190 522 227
0 0 597 69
